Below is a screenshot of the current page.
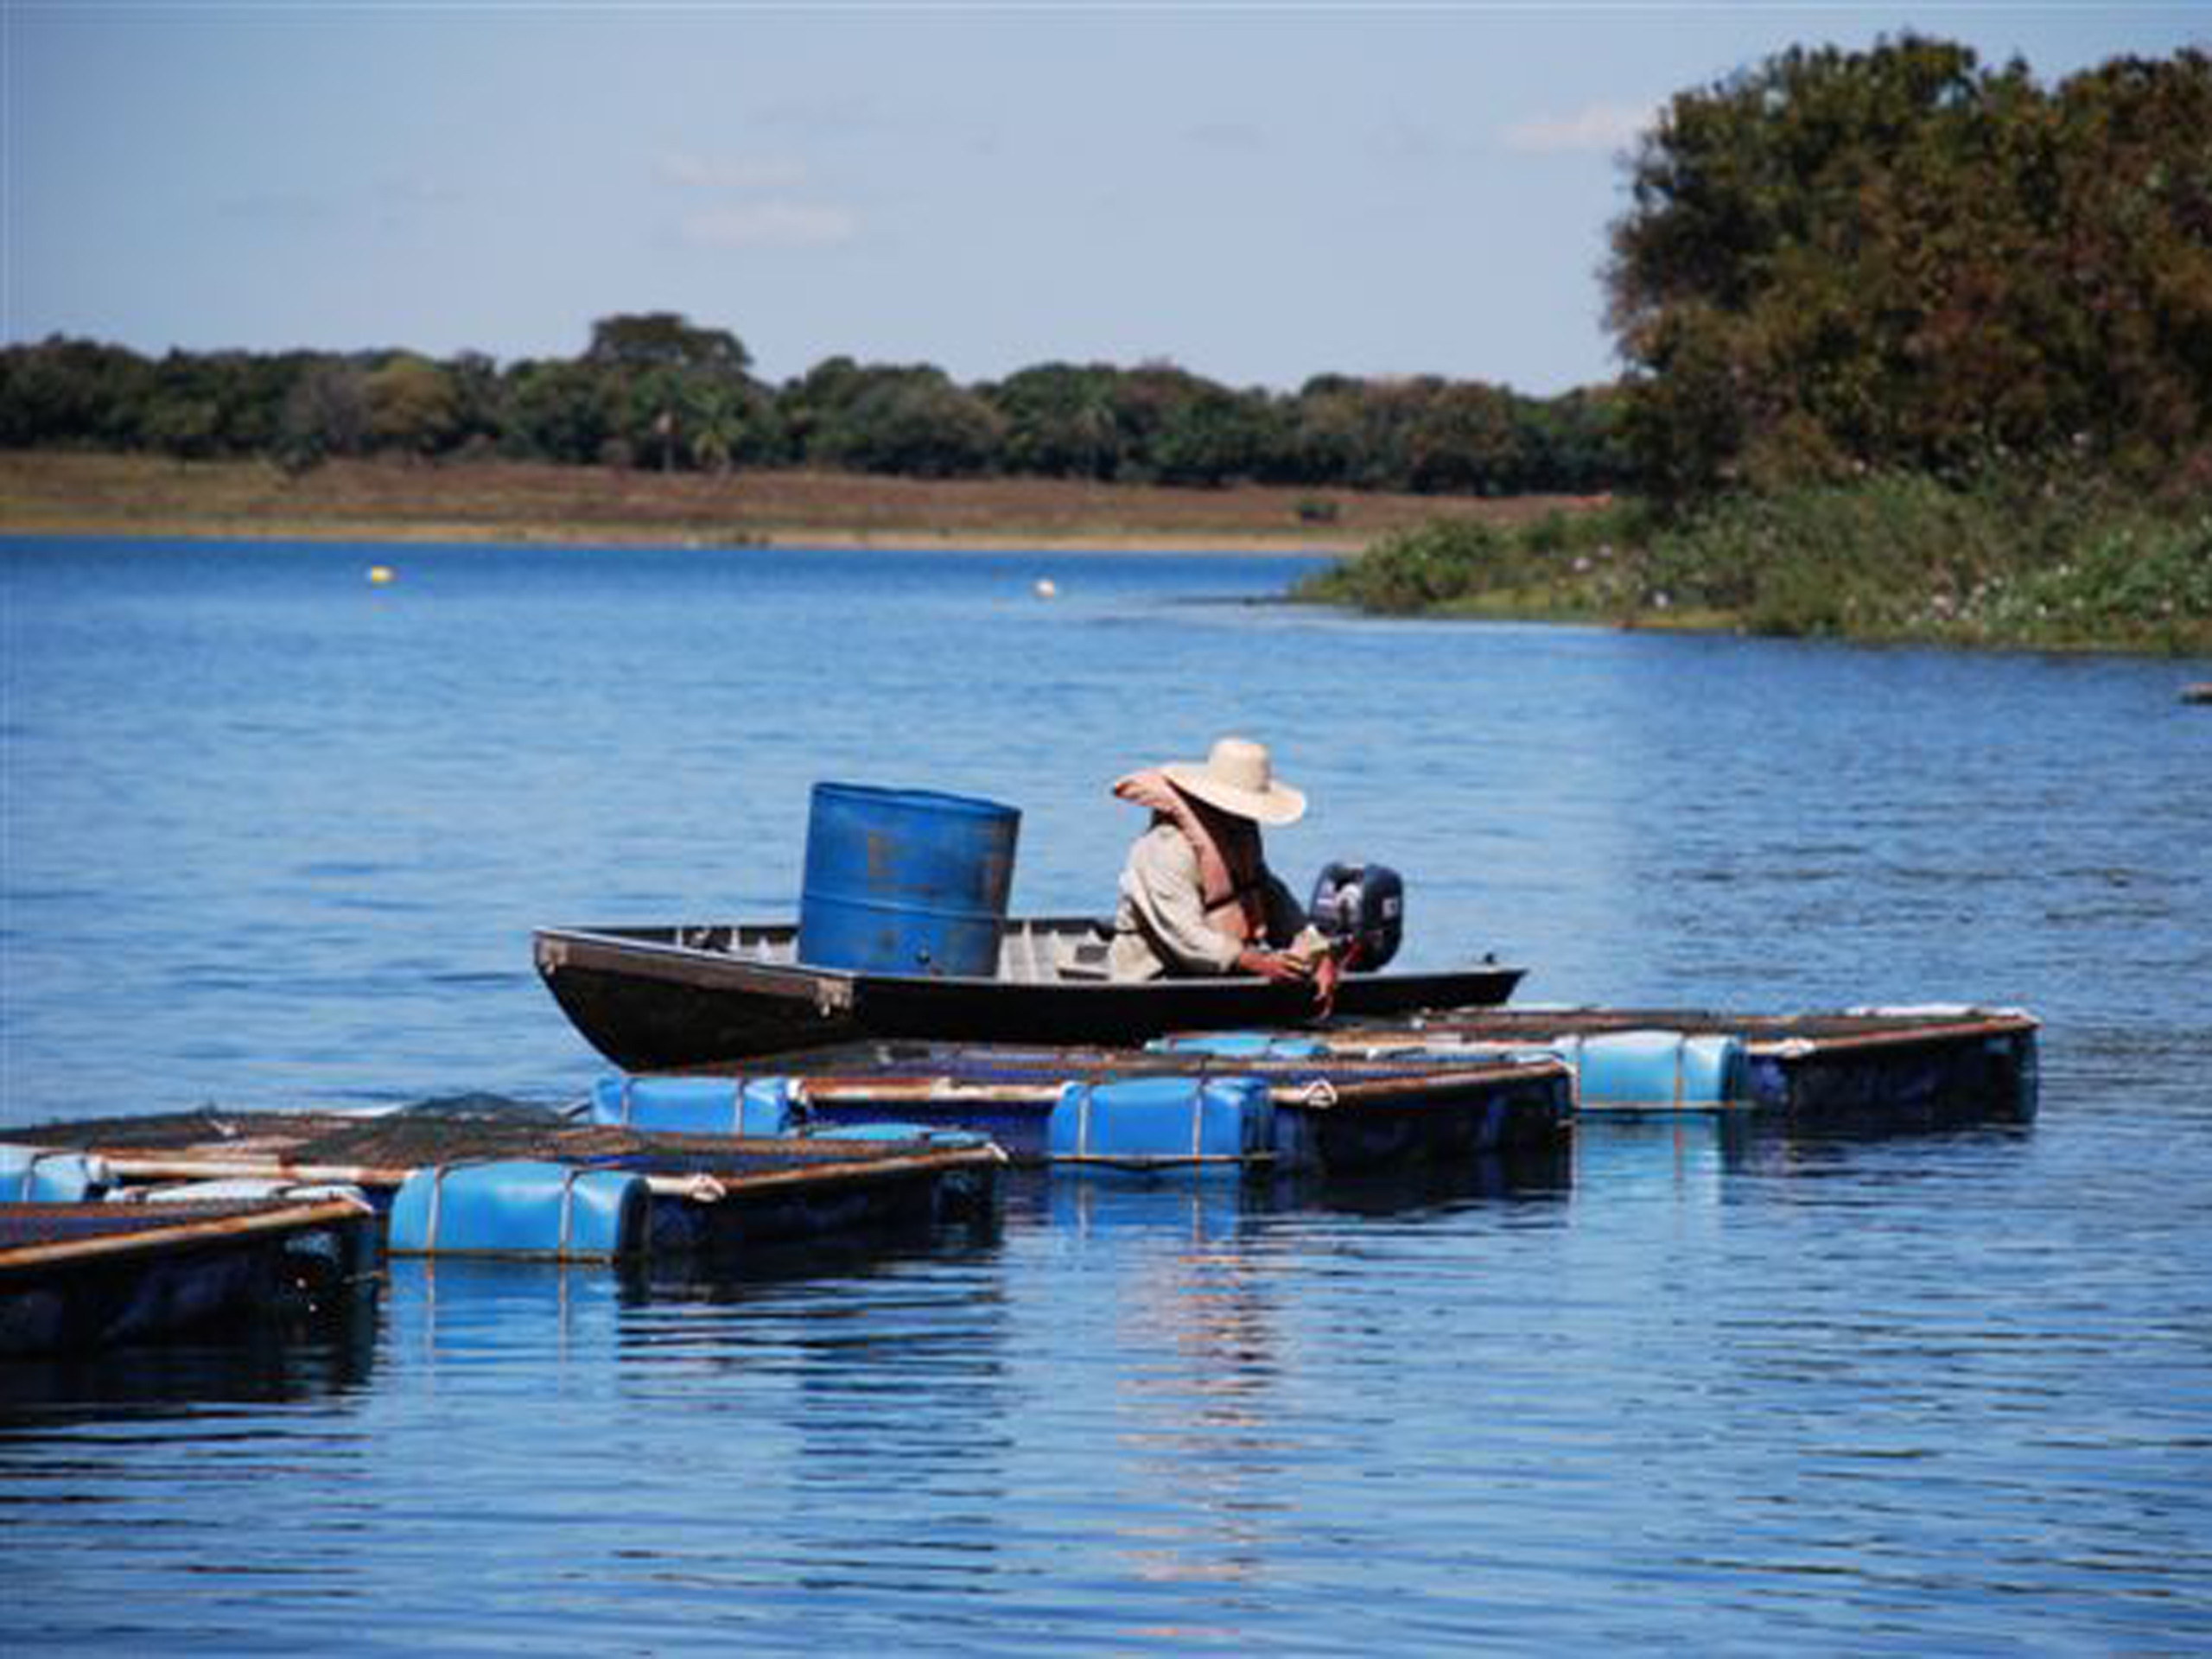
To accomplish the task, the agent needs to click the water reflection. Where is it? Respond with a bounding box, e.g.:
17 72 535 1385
381 1255 619 1374
1033 1176 1281 1630
601 1230 1022 1611
0 1301 380 1647
1573 1116 1749 1201
1734 1116 2037 1182
0 1303 378 1424
1298 1147 1575 1214
1574 1109 2037 1205
1042 1172 1253 1241
683 1213 1005 1289
781 1262 1019 1604
1020 1150 1573 1232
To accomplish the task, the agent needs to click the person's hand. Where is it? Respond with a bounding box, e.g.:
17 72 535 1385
1312 950 1344 1015
1236 946 1313 984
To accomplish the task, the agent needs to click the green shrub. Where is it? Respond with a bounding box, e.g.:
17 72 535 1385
1296 474 2210 653
1297 519 1516 613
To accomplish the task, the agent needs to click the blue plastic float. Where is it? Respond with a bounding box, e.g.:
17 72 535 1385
1554 1030 1748 1110
1047 1076 1275 1168
1163 1024 1748 1110
1370 1029 1748 1112
386 1161 650 1261
1147 1032 1331 1060
589 1075 800 1136
588 1076 989 1149
807 1122 993 1148
0 1144 113 1203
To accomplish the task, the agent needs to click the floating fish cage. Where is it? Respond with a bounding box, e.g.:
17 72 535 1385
646 1001 2036 1156
651 1043 1577 1173
1319 1006 2040 1122
8 1109 1005 1265
0 1196 379 1356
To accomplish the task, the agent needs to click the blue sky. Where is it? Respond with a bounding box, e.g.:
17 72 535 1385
4 3 2203 394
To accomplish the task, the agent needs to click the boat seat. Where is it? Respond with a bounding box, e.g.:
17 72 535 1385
1053 934 1115 982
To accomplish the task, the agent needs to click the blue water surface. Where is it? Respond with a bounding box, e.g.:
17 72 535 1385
3 535 2210 1651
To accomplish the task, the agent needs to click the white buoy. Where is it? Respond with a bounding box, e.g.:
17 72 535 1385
1034 577 1058 599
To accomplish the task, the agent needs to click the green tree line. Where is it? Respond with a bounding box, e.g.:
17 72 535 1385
0 311 1628 497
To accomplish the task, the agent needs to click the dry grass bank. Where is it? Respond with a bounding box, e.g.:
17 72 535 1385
0 451 1602 554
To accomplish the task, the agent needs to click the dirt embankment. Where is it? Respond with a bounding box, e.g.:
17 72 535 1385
0 451 1604 554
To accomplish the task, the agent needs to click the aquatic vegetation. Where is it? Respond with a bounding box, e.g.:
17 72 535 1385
1300 475 2212 654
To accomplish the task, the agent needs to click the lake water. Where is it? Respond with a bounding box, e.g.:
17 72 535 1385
3 535 2210 1651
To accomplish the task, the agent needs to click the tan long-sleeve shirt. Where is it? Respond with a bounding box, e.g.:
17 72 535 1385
1107 822 1306 981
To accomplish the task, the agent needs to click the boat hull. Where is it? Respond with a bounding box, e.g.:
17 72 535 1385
534 922 1525 1070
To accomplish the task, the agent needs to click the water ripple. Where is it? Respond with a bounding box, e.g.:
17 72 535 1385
5 540 2210 1649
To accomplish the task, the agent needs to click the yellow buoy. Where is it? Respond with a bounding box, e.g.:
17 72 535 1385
367 565 395 586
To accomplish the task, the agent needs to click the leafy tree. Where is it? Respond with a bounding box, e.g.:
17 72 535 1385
586 312 752 378
502 359 616 465
987 363 1125 479
776 354 868 462
0 336 153 448
443 351 508 455
2045 53 2212 473
1149 381 1281 486
143 352 232 457
585 312 760 470
1516 385 1629 493
1104 364 1272 484
1282 377 1369 486
1607 35 2212 495
683 378 776 474
365 354 461 458
805 364 1005 477
276 357 370 469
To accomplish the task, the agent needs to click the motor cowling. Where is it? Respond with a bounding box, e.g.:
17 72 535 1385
1307 861 1404 970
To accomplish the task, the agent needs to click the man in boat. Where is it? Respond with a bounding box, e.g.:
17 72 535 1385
1107 735 1338 998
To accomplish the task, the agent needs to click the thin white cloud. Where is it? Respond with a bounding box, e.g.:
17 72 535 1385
655 148 857 250
214 189 334 225
1503 102 1654 155
1185 121 1264 153
656 151 810 192
679 201 859 250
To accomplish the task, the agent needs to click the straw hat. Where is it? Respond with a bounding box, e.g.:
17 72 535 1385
1161 737 1306 826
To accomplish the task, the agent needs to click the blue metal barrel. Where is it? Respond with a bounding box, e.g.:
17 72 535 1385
797 783 1020 977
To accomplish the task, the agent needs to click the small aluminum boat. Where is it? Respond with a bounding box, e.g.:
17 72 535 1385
533 916 1525 1070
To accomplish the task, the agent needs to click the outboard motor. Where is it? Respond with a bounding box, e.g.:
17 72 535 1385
1308 861 1404 971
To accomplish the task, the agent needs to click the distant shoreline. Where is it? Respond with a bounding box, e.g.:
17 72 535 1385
2 521 1350 559
0 451 1598 560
